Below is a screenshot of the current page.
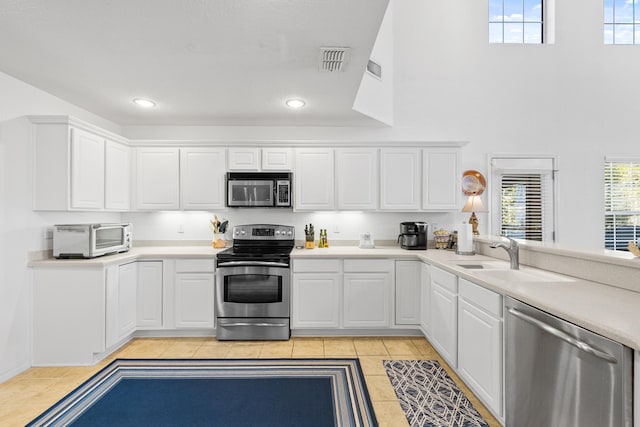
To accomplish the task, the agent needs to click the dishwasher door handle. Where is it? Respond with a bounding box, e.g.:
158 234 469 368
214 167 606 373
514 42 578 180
507 307 619 364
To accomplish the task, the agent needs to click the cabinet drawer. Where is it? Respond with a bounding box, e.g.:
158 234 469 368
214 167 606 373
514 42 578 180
431 266 457 293
175 259 215 273
344 259 393 273
459 278 502 318
293 259 341 273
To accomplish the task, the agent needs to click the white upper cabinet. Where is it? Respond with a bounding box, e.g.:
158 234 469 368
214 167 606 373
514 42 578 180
31 116 129 211
379 148 421 210
105 140 131 211
228 147 260 170
336 148 378 210
423 148 460 211
294 148 335 210
70 128 105 209
262 147 293 170
134 147 180 210
180 147 226 210
227 147 293 171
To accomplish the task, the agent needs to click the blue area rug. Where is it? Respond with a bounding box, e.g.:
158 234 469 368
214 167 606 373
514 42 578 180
384 360 488 427
27 359 378 427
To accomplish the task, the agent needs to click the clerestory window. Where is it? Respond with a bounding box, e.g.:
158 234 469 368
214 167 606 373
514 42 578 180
489 0 544 44
604 0 640 44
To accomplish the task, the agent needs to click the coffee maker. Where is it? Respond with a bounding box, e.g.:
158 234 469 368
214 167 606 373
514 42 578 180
398 222 428 250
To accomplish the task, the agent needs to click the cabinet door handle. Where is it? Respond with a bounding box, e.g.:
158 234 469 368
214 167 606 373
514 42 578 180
507 307 618 364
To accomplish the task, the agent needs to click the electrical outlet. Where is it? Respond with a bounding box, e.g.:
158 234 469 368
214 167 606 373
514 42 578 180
178 224 184 234
333 224 340 233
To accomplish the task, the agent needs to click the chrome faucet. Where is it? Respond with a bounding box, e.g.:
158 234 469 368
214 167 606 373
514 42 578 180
490 236 519 270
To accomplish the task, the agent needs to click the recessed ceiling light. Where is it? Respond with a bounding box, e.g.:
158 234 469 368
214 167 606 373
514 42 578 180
132 98 156 108
285 98 305 109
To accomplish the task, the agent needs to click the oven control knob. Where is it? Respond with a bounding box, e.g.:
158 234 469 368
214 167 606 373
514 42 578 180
287 230 292 236
240 230 246 235
275 230 281 236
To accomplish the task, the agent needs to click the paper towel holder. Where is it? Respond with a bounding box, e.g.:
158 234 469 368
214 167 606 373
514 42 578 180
456 224 476 256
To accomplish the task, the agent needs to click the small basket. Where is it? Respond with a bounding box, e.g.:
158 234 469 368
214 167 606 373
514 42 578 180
434 229 451 249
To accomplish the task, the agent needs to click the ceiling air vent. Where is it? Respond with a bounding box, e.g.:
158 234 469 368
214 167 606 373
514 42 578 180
319 47 350 72
366 59 382 80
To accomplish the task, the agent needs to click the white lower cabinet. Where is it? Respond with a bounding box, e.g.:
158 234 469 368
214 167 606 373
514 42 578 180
343 260 393 328
420 262 431 336
174 259 215 328
136 261 163 328
106 262 137 349
457 278 503 419
33 267 107 365
291 259 341 328
429 266 458 368
292 273 341 328
395 260 422 325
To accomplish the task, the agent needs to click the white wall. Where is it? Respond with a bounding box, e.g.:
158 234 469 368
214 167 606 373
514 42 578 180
352 1 394 125
122 0 640 250
390 0 639 250
0 72 122 382
123 210 461 244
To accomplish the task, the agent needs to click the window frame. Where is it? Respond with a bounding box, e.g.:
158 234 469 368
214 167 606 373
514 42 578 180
488 155 557 242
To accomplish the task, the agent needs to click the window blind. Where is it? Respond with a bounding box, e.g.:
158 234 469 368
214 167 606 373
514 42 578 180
490 156 555 242
604 160 640 251
499 174 547 241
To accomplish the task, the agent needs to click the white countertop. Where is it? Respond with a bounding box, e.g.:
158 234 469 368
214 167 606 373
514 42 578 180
30 244 640 350
29 246 225 267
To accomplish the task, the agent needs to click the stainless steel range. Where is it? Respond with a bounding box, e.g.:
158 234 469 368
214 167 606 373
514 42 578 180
215 224 294 340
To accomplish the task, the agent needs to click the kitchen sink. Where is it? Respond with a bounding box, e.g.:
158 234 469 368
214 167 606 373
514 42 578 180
473 268 574 283
454 260 511 270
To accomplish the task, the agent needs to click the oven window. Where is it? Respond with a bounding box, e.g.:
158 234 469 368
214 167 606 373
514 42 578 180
224 274 282 304
95 228 123 249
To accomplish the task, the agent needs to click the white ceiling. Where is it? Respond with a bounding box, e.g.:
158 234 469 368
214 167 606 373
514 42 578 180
0 0 389 126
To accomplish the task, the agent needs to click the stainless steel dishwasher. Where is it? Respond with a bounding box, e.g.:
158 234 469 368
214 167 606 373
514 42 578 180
505 297 633 427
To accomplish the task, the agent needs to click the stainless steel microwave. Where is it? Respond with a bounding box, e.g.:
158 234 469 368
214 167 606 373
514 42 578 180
53 223 132 258
226 172 292 207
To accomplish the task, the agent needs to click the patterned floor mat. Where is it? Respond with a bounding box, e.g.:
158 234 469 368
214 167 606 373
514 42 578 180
384 360 489 427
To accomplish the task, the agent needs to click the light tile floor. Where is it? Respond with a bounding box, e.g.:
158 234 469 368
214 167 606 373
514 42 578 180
0 337 501 426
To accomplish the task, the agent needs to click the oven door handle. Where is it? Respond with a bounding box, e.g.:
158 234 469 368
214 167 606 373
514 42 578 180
221 322 289 327
217 261 289 268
